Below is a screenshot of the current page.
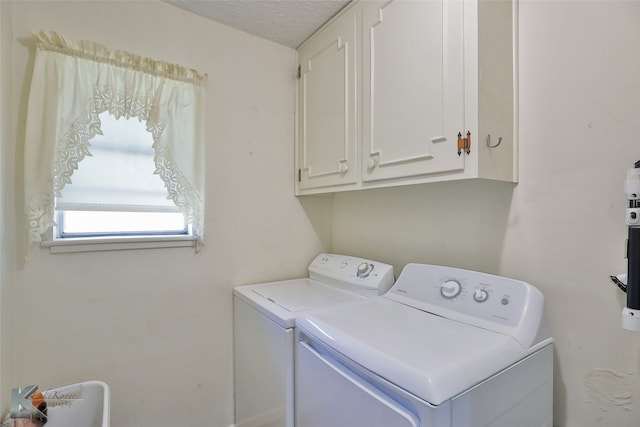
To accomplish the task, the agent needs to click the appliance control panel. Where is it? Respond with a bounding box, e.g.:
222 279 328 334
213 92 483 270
308 253 395 296
385 263 548 349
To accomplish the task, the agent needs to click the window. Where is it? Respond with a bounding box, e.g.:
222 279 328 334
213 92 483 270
54 112 189 239
23 31 206 254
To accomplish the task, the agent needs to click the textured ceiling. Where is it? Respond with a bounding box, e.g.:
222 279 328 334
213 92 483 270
165 0 351 48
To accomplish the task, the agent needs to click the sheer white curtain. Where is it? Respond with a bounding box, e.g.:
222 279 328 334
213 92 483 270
24 31 206 250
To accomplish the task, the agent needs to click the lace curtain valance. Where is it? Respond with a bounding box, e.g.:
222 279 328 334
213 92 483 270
24 31 206 251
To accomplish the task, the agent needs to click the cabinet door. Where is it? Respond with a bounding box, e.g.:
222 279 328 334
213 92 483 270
297 10 358 191
362 0 465 182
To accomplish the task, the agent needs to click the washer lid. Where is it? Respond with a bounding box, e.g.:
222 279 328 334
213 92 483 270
234 278 363 328
296 297 534 405
252 280 362 312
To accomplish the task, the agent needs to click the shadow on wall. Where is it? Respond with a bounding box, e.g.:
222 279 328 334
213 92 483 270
298 194 334 252
329 179 517 275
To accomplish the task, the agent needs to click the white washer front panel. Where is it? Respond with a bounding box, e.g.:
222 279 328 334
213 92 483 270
234 297 293 427
296 297 526 405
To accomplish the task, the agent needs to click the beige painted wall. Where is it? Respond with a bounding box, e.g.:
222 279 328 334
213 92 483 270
331 1 640 426
3 1 639 427
2 1 330 426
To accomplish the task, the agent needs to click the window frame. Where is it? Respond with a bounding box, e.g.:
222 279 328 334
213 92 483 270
54 210 191 239
47 211 196 253
41 234 197 254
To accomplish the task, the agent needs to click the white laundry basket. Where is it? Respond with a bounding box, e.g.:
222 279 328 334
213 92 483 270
42 381 110 427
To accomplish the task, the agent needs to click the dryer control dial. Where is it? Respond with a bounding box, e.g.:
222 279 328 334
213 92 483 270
357 262 374 278
474 288 489 303
440 280 461 299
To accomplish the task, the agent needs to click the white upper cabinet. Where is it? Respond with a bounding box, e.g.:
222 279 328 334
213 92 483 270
296 9 358 191
296 0 517 195
361 0 465 183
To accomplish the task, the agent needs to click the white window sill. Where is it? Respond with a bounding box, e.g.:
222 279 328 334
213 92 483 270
41 235 197 254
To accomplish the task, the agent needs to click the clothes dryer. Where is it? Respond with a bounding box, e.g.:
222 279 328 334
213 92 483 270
296 263 553 427
233 253 394 427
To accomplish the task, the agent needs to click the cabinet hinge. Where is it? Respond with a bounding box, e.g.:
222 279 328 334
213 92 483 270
297 65 301 80
457 131 471 155
298 168 302 182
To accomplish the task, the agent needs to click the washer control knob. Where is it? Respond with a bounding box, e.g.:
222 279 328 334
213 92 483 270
473 288 489 303
440 280 461 299
357 262 374 278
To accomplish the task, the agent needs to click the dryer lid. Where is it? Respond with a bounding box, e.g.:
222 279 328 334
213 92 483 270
296 297 541 405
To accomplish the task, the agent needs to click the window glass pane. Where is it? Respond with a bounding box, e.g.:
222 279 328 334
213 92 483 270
60 211 187 236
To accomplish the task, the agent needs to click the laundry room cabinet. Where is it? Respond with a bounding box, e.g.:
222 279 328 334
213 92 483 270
295 4 358 191
295 0 517 195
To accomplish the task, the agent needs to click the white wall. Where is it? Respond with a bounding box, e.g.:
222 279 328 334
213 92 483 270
331 1 640 426
2 1 330 426
0 0 12 409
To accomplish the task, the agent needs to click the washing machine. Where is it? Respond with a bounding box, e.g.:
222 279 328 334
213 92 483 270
233 253 394 427
295 262 554 427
